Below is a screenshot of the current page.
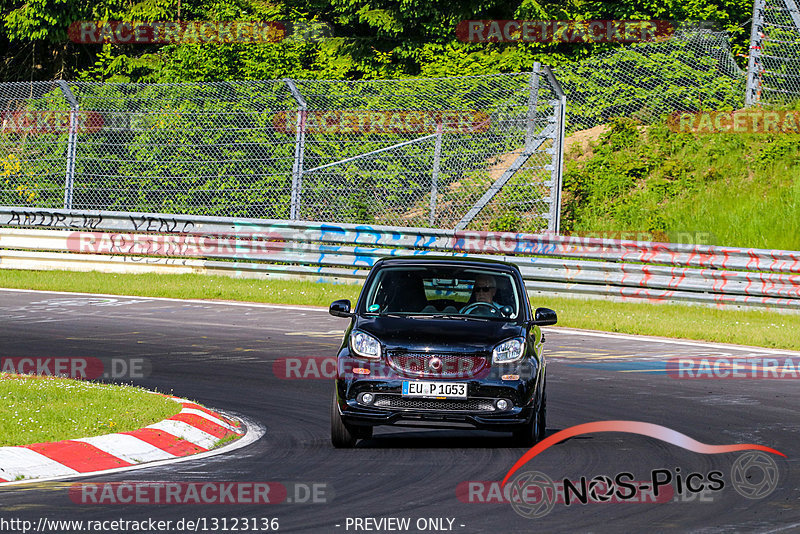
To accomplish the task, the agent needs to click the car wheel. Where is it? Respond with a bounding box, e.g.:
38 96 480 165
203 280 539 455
513 386 545 446
331 388 357 448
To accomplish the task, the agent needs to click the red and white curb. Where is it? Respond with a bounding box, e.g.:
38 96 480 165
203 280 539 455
0 396 247 484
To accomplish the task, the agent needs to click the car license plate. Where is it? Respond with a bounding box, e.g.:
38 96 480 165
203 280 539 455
402 381 467 399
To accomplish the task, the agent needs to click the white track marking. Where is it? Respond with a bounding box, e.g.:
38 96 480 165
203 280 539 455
0 414 265 486
0 448 79 480
179 408 243 433
146 420 220 449
73 434 176 463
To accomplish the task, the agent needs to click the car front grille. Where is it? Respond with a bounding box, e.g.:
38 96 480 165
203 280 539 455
372 394 495 412
386 352 489 378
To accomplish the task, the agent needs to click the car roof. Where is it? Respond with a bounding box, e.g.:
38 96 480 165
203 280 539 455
373 255 520 272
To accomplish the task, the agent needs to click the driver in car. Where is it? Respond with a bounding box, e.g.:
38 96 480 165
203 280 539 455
472 274 498 304
459 274 505 316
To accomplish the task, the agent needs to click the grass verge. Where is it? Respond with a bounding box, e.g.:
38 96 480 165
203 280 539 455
560 116 800 250
2 269 800 351
0 374 181 446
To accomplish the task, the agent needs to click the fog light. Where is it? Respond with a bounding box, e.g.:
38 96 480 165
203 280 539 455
496 399 509 410
360 393 375 404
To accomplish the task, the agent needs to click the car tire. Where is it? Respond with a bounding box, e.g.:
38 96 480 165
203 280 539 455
331 388 358 448
513 385 546 446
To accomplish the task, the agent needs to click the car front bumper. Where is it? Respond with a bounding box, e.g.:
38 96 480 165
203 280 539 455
335 356 541 432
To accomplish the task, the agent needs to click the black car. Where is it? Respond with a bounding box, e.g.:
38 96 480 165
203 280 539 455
328 256 557 447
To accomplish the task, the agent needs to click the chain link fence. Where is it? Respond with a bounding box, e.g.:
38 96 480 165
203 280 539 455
1 18 797 231
747 0 800 105
558 29 745 133
0 71 565 232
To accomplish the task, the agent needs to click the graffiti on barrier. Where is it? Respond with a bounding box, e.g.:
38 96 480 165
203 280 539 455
4 210 103 229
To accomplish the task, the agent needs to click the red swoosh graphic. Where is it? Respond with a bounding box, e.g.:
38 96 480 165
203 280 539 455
502 420 785 486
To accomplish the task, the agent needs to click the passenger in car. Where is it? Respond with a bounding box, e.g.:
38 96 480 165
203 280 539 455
384 272 427 312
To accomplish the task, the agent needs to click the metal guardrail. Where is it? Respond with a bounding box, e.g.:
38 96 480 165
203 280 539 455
2 207 800 311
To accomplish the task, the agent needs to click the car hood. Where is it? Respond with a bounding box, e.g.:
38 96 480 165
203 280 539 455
355 316 525 352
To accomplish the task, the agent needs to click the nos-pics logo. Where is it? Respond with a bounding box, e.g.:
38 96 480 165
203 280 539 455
501 421 783 519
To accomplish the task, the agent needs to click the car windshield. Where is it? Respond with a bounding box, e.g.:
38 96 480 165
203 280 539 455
361 265 522 320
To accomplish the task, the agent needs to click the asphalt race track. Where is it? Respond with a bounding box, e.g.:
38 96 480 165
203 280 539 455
1 289 799 533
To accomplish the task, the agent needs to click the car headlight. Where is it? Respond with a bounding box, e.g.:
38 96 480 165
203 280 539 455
492 337 525 364
350 330 382 360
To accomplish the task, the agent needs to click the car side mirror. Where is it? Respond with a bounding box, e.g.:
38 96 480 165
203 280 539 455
531 307 557 326
329 299 353 318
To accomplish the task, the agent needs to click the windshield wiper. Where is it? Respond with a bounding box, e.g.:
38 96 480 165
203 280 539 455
374 313 497 322
420 314 494 321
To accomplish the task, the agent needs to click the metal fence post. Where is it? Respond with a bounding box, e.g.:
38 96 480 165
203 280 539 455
284 79 307 220
549 94 566 234
525 64 540 151
542 66 566 234
745 0 766 106
429 123 443 227
57 80 79 210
